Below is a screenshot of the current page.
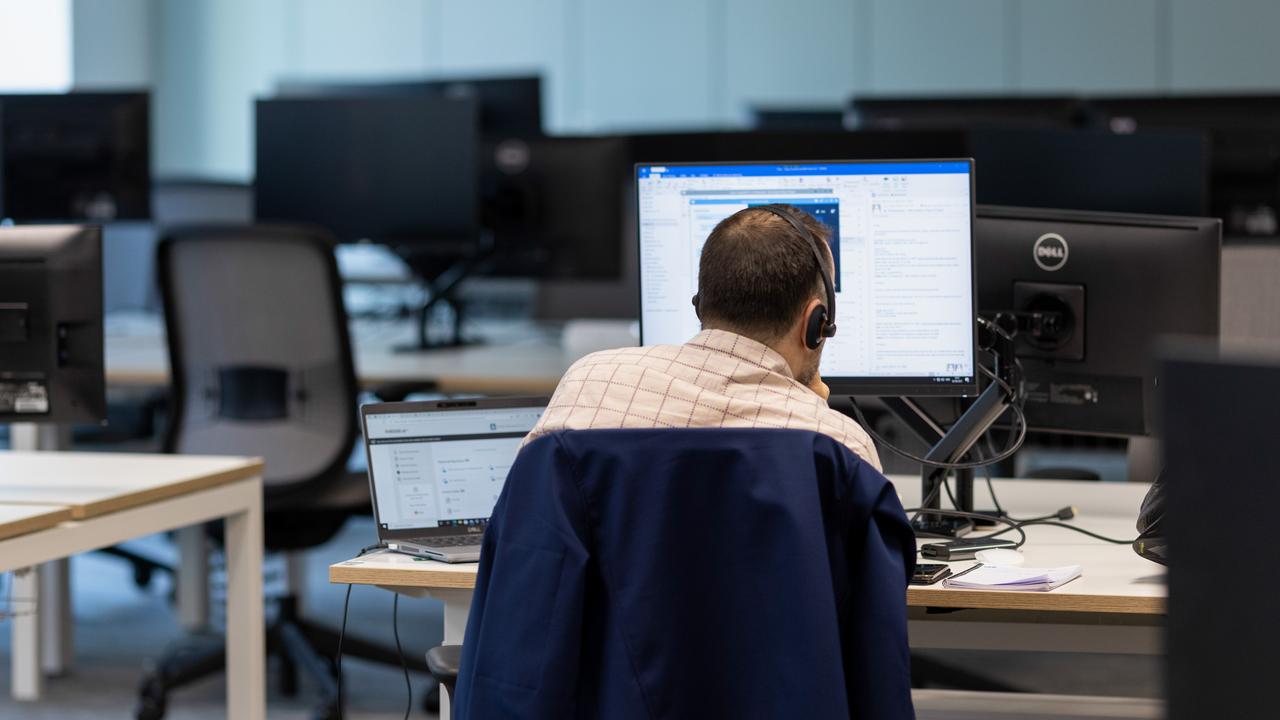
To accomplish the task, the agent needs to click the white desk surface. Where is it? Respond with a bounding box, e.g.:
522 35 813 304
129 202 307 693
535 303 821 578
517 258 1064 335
104 314 573 394
330 477 1162 616
0 451 265 519
0 504 75 542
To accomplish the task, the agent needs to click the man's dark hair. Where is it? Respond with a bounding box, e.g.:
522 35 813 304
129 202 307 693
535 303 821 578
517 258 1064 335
696 205 834 344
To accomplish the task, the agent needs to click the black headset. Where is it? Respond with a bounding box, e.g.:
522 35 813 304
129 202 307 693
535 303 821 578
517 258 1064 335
692 203 838 350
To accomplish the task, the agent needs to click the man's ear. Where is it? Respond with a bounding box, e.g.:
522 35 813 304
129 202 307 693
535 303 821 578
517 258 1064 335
795 297 824 348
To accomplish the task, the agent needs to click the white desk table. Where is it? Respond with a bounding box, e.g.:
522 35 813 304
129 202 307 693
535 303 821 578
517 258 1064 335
0 451 267 719
105 315 573 396
330 477 1159 717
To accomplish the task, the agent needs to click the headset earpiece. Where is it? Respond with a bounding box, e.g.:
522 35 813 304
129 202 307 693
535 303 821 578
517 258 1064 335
805 304 830 349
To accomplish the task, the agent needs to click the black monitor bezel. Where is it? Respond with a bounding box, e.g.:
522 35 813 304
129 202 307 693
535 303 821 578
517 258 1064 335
633 157 980 398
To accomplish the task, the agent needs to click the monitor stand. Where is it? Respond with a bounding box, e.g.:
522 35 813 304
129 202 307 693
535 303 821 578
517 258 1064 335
395 241 496 352
879 318 1024 538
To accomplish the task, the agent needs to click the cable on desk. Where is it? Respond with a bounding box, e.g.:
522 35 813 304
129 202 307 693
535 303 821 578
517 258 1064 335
904 506 1028 548
393 593 411 720
986 519 1135 545
337 583 354 719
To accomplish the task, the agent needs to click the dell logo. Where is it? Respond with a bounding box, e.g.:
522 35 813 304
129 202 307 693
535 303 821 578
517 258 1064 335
1033 233 1069 272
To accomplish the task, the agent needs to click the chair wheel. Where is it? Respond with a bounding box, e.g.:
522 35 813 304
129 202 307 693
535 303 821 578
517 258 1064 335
313 703 341 720
135 695 165 720
424 683 440 713
133 564 154 589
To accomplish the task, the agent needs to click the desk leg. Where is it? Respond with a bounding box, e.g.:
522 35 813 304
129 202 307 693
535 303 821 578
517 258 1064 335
433 588 473 720
176 527 209 630
39 559 72 676
224 480 265 720
10 565 43 700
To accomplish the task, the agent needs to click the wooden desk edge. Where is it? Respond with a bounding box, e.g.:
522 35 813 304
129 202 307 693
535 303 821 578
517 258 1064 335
0 505 76 542
71 459 265 520
329 563 477 590
907 587 1165 615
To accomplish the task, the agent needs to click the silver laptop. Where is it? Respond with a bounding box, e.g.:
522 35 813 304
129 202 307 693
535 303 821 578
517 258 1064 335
361 397 547 563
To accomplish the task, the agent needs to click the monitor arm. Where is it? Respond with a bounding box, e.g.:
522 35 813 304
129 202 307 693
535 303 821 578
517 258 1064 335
881 316 1024 537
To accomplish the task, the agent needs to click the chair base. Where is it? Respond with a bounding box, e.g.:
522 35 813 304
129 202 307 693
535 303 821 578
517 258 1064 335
135 597 435 719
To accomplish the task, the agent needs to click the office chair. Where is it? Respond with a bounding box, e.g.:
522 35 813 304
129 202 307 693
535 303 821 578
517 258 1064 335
134 225 431 720
444 428 917 719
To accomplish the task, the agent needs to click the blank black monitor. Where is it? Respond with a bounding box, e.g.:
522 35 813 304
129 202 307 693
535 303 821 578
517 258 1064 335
975 205 1220 436
482 136 629 279
969 126 1209 217
275 75 542 136
750 107 847 132
0 225 105 424
847 95 1089 131
1089 94 1280 236
1163 347 1280 720
0 92 150 222
254 96 479 261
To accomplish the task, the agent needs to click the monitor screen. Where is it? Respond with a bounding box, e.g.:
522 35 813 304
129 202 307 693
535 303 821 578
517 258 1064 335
363 404 545 533
254 95 479 251
636 159 977 396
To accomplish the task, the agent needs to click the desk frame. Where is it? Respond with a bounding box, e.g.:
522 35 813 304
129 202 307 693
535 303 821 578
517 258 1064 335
2 476 266 719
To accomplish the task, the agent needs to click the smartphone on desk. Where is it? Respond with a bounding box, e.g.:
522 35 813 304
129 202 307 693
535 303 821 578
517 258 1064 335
910 563 952 585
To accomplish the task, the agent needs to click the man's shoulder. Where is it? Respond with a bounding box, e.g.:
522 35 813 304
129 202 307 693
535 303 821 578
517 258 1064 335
564 343 684 375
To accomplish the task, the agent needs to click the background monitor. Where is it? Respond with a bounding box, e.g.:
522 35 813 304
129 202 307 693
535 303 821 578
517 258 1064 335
969 126 1209 217
482 136 630 279
0 92 151 222
275 75 542 136
636 159 978 397
254 95 479 270
847 95 1090 130
0 225 105 424
975 205 1220 436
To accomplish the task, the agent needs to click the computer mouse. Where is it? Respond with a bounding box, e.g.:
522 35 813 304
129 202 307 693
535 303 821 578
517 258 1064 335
975 548 1026 566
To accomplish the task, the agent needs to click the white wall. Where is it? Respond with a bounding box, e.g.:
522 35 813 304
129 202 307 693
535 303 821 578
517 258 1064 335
71 0 1280 180
0 0 72 92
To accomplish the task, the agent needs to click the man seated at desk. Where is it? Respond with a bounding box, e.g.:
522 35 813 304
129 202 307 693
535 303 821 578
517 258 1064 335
525 204 880 470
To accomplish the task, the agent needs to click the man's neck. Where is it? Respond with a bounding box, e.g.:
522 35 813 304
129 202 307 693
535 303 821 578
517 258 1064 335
702 325 803 379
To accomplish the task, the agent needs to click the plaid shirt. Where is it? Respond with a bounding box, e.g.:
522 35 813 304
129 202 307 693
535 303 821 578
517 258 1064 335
526 329 882 471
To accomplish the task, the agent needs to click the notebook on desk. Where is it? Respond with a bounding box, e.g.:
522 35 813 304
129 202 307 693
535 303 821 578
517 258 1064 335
943 564 1083 592
360 397 547 563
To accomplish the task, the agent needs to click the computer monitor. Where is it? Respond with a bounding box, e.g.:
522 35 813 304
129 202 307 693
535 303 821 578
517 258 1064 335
275 75 542 136
975 205 1220 436
0 92 151 222
254 95 480 264
627 129 971 166
0 225 105 424
482 136 630 279
637 159 978 397
969 126 1209 217
750 107 847 132
847 95 1089 131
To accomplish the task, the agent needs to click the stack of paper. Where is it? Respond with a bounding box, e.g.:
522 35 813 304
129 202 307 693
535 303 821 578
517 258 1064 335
943 564 1083 592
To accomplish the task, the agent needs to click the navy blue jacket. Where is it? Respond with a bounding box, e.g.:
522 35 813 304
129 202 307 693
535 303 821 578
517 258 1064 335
454 428 916 719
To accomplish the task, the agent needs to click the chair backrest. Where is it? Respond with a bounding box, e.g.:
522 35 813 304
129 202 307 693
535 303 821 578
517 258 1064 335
157 224 358 499
456 428 916 720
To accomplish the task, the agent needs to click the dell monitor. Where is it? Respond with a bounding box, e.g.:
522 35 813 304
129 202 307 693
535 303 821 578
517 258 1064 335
0 92 151 222
254 95 479 261
975 205 1221 436
847 95 1089 131
636 159 978 397
0 225 105 424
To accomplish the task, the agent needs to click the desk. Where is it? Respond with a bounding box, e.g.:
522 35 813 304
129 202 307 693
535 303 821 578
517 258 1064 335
330 477 1158 717
0 451 267 719
104 314 573 395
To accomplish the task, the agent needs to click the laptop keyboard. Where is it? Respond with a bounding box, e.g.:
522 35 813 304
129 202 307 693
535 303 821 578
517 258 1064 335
421 535 484 548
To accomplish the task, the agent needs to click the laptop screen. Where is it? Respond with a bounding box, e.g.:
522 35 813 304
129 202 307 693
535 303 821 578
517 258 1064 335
364 403 545 534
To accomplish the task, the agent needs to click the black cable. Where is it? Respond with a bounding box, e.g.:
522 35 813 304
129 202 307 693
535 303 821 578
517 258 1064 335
334 543 386 718
986 519 1135 545
393 593 411 720
336 583 353 719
